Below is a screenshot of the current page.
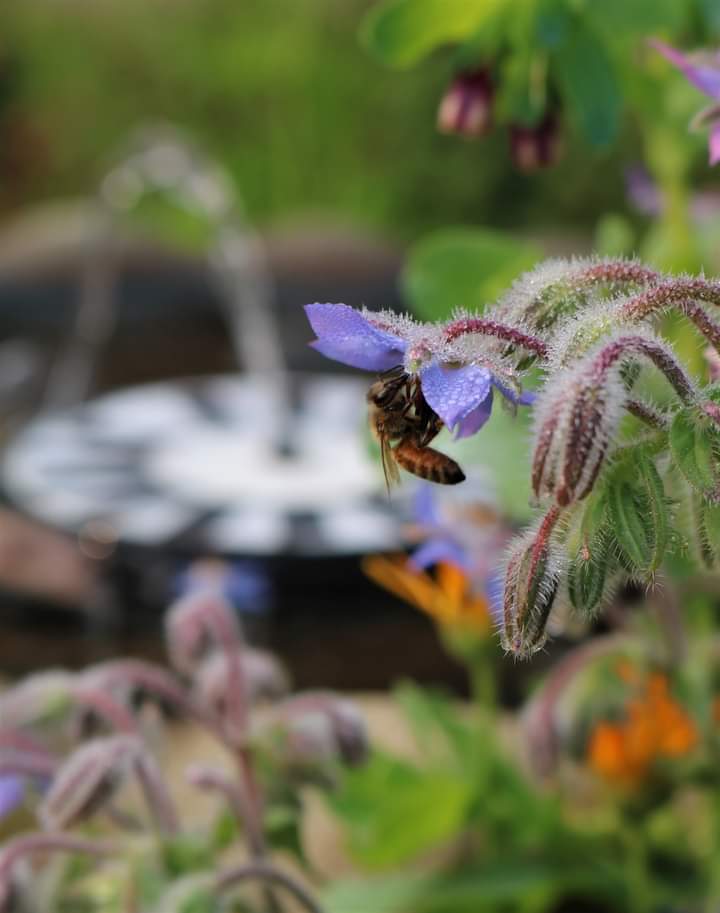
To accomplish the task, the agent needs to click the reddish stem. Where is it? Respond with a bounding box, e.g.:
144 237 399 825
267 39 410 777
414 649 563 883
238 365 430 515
443 317 548 357
0 833 116 905
216 861 324 913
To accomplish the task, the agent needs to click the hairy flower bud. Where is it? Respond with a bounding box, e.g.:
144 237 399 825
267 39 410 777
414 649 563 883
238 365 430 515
165 589 244 683
509 112 561 172
437 68 494 138
533 331 694 507
252 692 368 785
501 508 564 658
0 671 75 731
39 735 141 830
193 647 289 718
492 257 660 335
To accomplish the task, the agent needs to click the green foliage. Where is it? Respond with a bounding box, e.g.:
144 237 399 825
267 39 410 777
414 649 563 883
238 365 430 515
606 458 668 578
567 496 612 614
402 227 540 321
552 18 621 147
669 408 720 503
325 685 628 912
582 0 688 39
360 0 508 68
330 751 473 867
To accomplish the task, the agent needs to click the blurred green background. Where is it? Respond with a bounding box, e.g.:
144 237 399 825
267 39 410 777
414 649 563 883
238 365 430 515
0 0 656 242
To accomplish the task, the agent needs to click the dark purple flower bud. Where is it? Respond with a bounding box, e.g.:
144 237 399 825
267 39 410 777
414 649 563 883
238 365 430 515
501 508 564 658
437 68 494 138
509 112 562 173
39 735 141 830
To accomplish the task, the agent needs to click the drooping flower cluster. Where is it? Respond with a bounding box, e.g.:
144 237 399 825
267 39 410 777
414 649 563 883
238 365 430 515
0 590 367 911
435 67 562 172
306 256 720 658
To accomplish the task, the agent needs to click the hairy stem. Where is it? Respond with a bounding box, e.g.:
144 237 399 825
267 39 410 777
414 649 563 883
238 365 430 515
216 861 324 913
444 317 548 357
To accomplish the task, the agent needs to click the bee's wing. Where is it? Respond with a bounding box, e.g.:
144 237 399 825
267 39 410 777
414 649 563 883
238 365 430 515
380 435 401 490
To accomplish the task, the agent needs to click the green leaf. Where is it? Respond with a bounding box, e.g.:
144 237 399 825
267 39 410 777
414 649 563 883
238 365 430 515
403 227 540 322
606 464 666 577
264 798 307 863
698 499 720 567
324 863 622 913
553 19 620 147
698 0 720 32
669 408 720 502
394 681 479 768
584 0 687 37
360 0 508 69
330 752 473 867
567 543 609 614
161 836 213 877
323 872 431 913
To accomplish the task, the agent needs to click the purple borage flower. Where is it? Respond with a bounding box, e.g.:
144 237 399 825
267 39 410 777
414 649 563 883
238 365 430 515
304 303 532 439
651 39 720 166
409 484 508 626
0 774 24 819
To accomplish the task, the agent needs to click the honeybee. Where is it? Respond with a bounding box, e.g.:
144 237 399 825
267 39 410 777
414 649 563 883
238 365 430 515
367 365 466 488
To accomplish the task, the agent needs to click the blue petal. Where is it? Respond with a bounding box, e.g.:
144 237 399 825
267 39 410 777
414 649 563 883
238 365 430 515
410 537 469 571
305 303 406 372
420 362 493 438
454 388 494 438
484 573 504 628
651 40 720 100
413 484 442 528
493 378 536 406
0 775 24 819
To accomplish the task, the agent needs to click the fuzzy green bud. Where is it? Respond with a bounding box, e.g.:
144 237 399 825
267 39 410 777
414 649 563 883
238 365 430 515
502 508 564 658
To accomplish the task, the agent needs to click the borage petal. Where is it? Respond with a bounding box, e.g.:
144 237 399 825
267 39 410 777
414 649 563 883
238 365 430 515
0 775 24 819
420 362 493 439
410 538 469 572
650 40 720 100
305 303 406 372
493 378 536 406
413 484 443 528
710 120 720 166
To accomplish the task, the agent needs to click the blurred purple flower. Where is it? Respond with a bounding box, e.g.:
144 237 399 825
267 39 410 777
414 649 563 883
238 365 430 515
651 40 720 165
409 485 471 572
626 164 720 222
407 483 510 627
437 68 494 138
175 558 271 616
305 303 527 439
0 775 23 819
509 112 561 173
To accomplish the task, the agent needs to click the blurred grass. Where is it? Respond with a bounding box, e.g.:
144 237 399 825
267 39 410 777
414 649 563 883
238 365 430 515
0 0 634 241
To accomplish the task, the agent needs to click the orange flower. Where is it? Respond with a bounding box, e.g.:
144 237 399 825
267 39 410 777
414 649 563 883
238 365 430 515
587 672 697 786
363 555 491 633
